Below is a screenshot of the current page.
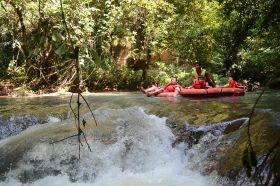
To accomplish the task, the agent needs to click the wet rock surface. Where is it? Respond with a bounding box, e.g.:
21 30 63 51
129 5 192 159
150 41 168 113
0 116 45 140
168 117 248 148
169 111 280 185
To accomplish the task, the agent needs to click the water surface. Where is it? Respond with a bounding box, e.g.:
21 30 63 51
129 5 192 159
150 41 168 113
0 90 279 185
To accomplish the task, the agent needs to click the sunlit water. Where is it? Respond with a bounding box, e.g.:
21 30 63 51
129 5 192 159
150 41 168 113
0 90 279 185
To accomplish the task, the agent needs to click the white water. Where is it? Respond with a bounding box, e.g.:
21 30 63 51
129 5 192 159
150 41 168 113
0 107 216 186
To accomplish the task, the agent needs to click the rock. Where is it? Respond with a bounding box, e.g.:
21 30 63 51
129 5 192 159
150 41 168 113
201 161 218 175
224 119 246 134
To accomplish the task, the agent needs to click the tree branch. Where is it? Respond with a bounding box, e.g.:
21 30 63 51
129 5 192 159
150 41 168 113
49 0 97 159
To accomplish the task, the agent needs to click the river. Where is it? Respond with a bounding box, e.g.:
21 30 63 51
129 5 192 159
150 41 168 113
0 90 279 186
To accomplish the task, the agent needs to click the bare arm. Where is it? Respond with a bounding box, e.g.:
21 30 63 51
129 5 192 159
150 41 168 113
205 72 216 87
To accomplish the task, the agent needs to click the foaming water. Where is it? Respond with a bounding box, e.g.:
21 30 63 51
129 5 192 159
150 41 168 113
0 107 216 186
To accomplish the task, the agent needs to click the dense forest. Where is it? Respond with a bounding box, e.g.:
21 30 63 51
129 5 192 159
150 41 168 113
0 1 280 185
0 0 279 93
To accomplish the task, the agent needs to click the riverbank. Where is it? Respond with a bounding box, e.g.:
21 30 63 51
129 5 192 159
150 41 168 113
0 82 134 98
3 78 278 98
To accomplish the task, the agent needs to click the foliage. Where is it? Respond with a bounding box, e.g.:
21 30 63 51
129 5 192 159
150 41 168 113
82 59 143 91
0 0 279 184
145 62 192 87
83 60 194 90
0 41 12 79
217 0 280 83
166 0 222 65
0 0 279 89
268 77 280 89
7 60 27 85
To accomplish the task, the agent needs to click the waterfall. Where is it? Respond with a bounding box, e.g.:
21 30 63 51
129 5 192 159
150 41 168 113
0 107 217 186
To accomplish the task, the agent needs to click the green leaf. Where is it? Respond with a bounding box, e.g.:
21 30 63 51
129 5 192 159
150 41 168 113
52 31 64 42
55 44 68 56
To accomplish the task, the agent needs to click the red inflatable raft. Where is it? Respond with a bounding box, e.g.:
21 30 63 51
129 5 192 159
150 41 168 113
179 87 245 97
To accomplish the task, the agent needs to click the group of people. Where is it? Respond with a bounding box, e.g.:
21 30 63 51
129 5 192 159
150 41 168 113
141 62 244 97
141 76 182 97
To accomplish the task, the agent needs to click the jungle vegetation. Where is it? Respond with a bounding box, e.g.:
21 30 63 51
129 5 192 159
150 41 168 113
0 0 279 92
0 0 280 185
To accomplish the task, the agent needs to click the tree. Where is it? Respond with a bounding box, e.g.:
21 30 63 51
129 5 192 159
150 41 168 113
218 0 280 82
165 0 221 66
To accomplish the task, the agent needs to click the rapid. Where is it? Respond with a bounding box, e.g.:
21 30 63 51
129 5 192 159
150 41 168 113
0 91 279 185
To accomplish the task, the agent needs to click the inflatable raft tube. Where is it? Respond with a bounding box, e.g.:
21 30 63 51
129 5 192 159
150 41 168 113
179 87 245 97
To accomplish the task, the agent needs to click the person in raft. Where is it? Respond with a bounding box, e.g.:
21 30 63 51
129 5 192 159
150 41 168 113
141 77 182 97
222 76 245 89
186 62 216 89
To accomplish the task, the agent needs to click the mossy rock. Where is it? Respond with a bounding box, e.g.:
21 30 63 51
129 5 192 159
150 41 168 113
211 113 231 123
215 113 279 179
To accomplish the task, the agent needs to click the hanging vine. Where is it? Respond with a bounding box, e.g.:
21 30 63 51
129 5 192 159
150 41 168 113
50 0 98 159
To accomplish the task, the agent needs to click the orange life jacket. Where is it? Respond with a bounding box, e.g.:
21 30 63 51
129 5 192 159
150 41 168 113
193 79 206 89
229 80 238 88
164 83 182 92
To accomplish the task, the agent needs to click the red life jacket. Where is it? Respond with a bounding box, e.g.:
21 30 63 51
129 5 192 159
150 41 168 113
229 80 238 88
193 79 206 89
164 83 182 92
